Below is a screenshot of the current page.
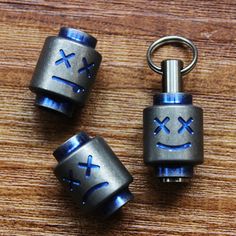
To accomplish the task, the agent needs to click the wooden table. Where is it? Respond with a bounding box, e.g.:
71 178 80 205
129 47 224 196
0 1 235 235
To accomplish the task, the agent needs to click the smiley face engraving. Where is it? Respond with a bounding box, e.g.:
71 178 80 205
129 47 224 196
143 105 203 164
154 116 194 152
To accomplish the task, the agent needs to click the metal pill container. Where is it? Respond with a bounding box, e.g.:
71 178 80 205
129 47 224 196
144 36 204 183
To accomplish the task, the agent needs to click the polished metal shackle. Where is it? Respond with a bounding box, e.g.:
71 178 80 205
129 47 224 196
29 27 102 117
143 36 203 183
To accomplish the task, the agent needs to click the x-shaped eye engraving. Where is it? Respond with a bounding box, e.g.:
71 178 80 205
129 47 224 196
154 117 170 135
55 49 75 68
62 169 80 192
178 117 194 134
78 155 100 178
78 57 95 79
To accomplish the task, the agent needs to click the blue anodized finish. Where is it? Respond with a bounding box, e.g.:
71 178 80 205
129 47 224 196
59 27 97 48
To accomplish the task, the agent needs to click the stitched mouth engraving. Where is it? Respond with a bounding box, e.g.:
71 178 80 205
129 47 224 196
157 142 192 151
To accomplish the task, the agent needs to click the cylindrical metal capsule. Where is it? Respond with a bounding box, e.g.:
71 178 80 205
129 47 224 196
145 36 204 182
29 27 102 117
53 132 133 218
143 93 203 182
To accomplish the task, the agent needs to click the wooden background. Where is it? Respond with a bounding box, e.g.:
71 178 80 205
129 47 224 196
0 1 235 235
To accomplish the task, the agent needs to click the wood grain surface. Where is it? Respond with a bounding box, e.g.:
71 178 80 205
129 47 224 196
0 1 235 235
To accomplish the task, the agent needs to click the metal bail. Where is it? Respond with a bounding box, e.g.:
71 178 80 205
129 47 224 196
161 59 183 93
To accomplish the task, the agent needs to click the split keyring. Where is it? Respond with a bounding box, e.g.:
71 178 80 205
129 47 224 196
146 35 198 75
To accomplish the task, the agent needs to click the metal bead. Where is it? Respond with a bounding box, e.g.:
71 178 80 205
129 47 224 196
53 132 133 218
29 27 102 117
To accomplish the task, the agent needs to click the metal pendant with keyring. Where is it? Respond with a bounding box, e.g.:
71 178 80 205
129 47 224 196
144 36 204 183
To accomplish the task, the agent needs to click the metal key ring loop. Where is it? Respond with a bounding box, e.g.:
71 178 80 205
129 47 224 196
147 36 198 75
